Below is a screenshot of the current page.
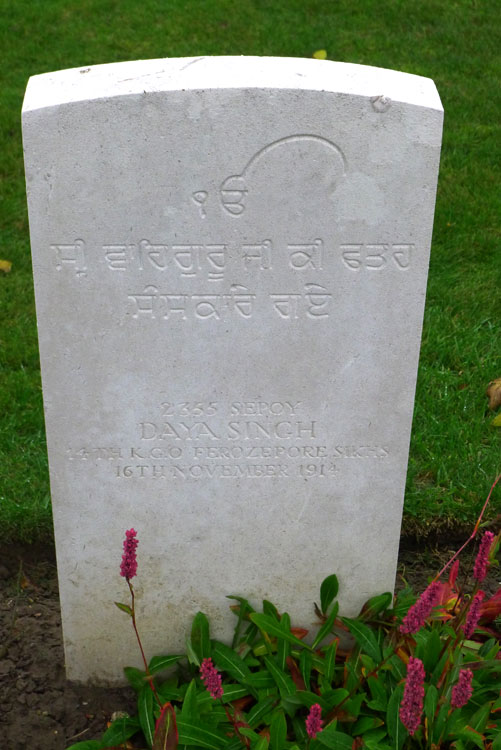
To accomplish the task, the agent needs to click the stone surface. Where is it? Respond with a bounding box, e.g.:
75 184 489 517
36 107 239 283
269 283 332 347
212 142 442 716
22 57 443 684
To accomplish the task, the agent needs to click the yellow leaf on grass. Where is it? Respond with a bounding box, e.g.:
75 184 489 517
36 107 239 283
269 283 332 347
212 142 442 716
486 377 501 410
491 414 501 427
313 49 327 60
0 259 12 273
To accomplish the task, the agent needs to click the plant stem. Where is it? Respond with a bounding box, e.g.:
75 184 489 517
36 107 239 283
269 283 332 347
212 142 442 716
433 474 500 582
220 698 251 749
128 579 162 708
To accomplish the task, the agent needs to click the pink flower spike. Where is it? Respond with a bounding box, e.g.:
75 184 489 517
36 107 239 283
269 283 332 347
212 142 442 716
463 591 485 639
200 658 223 700
473 531 495 583
399 657 425 736
400 581 441 635
451 669 473 709
306 703 323 739
120 528 139 580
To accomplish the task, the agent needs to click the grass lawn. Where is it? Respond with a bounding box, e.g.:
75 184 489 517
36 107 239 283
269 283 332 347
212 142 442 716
0 0 500 542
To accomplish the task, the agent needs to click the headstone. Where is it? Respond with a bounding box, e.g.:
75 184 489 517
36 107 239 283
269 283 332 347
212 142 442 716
22 57 443 684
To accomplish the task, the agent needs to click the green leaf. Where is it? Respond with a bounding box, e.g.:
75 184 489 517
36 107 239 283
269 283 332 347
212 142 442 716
458 727 486 750
320 574 339 614
479 638 499 659
367 676 387 711
324 640 337 685
360 653 376 672
255 738 269 750
469 659 501 671
492 730 501 750
228 595 255 648
386 683 406 750
469 701 492 734
283 690 327 710
430 650 449 685
253 641 272 657
114 601 133 616
359 728 387 746
277 613 291 671
352 717 383 735
152 702 178 750
221 683 251 702
212 640 252 682
263 599 280 620
292 716 307 743
65 742 103 750
417 628 442 675
343 693 365 720
362 732 391 750
250 613 312 650
264 656 296 698
247 695 277 728
359 592 392 620
319 688 349 711
300 650 312 690
124 666 148 692
387 654 406 681
343 658 359 692
424 684 438 724
185 635 201 667
177 719 229 749
312 603 339 649
241 623 259 646
227 595 256 614
270 710 287 750
246 670 275 689
239 728 261 742
139 684 155 749
148 654 184 674
391 588 415 620
341 618 381 663
432 703 449 745
101 716 141 744
191 612 211 662
181 679 199 720
317 725 353 750
156 680 183 703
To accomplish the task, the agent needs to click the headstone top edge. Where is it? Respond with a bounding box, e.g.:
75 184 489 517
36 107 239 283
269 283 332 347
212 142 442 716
22 56 442 115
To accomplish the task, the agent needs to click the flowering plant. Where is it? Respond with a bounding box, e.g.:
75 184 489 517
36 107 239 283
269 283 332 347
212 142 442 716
67 478 501 750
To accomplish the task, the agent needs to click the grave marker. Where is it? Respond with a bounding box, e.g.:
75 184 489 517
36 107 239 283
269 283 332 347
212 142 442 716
22 57 443 683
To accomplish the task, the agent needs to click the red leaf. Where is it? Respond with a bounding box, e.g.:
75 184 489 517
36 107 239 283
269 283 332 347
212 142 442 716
290 627 309 640
480 589 501 624
153 702 178 750
286 655 306 690
231 696 254 713
449 560 460 587
435 581 454 606
334 710 357 723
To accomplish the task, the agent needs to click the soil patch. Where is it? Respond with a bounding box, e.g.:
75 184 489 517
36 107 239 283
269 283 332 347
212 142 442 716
0 539 499 750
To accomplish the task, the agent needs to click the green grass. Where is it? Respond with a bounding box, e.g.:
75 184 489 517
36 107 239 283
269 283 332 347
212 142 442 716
0 0 500 542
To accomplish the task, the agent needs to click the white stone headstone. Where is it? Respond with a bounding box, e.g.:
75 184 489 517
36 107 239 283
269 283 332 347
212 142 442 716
23 57 442 684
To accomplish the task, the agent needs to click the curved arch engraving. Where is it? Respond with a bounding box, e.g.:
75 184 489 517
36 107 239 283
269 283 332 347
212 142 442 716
220 135 347 216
